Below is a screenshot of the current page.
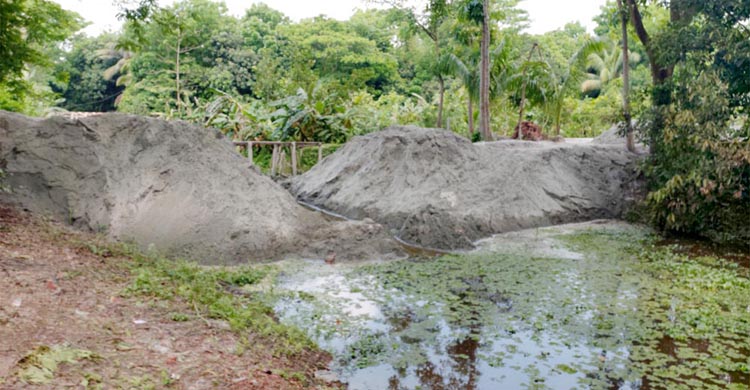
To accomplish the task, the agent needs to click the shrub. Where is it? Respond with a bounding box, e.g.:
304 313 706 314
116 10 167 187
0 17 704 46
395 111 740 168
644 71 750 245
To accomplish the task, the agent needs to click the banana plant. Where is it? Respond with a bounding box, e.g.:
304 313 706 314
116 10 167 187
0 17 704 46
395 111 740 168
268 82 350 143
204 89 268 140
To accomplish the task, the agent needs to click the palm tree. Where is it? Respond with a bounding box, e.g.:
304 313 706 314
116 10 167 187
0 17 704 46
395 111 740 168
97 43 134 105
514 42 550 135
382 0 450 128
448 53 479 136
433 53 454 129
581 41 641 97
617 0 636 152
478 0 491 140
449 37 520 138
544 39 605 136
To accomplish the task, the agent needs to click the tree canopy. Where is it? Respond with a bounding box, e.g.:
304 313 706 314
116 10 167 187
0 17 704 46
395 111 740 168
1 0 748 243
0 0 82 112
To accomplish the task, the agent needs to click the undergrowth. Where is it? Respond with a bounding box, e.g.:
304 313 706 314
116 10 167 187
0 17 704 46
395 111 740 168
84 241 315 357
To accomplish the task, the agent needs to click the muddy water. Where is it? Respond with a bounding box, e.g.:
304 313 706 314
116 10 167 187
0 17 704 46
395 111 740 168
657 238 750 269
271 221 750 390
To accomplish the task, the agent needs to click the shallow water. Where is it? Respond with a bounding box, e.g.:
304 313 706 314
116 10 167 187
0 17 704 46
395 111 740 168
270 221 750 390
657 237 750 269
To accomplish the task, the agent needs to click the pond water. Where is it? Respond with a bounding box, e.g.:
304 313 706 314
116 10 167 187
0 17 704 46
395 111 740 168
270 221 750 390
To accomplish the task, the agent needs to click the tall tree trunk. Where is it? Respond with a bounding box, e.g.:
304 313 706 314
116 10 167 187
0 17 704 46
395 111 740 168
467 96 474 137
433 31 445 128
175 30 182 116
626 0 688 106
618 0 635 152
626 0 694 154
437 75 445 128
478 0 491 141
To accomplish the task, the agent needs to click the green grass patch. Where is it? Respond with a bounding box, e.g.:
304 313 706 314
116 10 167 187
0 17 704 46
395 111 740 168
17 345 96 385
88 242 316 356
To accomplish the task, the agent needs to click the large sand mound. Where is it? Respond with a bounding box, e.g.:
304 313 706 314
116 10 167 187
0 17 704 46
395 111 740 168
291 126 643 250
0 111 400 263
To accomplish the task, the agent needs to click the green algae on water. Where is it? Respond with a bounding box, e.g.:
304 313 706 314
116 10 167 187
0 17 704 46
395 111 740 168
272 224 750 389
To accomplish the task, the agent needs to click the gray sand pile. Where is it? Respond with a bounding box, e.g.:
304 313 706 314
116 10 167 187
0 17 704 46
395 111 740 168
592 122 645 148
0 111 400 263
291 126 643 250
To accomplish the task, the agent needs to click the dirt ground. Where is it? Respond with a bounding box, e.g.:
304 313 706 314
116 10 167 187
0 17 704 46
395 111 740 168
0 204 338 389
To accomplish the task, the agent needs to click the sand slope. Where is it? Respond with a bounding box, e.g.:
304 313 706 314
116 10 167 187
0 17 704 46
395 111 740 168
0 111 399 263
291 126 643 250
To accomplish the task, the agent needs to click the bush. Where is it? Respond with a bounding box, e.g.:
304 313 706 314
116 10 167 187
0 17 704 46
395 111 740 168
644 71 750 245
565 87 621 137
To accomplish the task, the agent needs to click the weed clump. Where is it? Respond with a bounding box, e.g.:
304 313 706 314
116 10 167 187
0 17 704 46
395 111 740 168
93 242 316 356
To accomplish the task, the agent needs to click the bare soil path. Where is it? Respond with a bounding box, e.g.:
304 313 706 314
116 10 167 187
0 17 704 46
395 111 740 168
0 204 337 389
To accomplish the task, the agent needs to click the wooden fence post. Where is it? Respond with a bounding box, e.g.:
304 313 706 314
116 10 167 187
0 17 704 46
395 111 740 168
271 144 279 176
248 141 253 164
291 142 298 176
232 141 325 175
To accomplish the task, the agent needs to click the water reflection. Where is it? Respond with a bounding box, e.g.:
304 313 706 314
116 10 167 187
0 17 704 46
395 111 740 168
271 222 750 390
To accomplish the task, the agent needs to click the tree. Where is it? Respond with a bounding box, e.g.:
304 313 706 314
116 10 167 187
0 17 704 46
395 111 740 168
542 39 604 136
514 42 543 134
625 0 694 106
99 43 134 93
457 0 526 139
52 34 124 112
638 0 750 244
617 0 635 152
448 54 479 136
375 0 452 128
155 2 211 114
279 17 400 98
447 10 482 136
450 33 523 138
454 0 492 139
118 0 230 116
113 0 157 41
581 42 641 97
115 0 157 21
478 0 492 140
0 0 82 112
0 0 81 83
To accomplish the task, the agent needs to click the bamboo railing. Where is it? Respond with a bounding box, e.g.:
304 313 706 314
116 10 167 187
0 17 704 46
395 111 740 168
232 141 323 176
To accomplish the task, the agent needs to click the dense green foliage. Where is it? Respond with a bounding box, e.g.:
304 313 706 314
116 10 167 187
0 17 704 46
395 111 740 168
0 0 82 113
1 0 639 140
635 0 750 244
51 34 124 112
